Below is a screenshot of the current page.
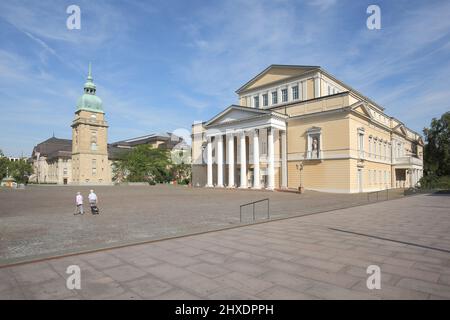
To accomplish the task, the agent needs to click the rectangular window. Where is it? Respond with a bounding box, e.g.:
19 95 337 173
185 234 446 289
281 88 288 102
253 96 259 108
292 86 299 100
262 93 268 107
272 91 278 105
92 159 97 176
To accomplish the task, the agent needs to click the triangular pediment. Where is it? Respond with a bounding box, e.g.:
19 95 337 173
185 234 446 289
393 124 407 136
350 101 373 118
236 65 320 93
205 105 271 127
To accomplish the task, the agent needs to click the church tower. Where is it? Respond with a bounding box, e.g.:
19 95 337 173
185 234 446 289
71 63 111 184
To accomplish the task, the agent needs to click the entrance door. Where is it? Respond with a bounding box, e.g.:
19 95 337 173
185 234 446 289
63 178 68 185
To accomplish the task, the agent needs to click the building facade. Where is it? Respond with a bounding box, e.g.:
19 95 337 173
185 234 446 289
30 64 186 185
71 63 111 185
192 65 424 193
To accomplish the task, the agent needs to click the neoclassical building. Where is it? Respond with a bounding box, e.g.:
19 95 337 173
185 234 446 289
192 65 424 193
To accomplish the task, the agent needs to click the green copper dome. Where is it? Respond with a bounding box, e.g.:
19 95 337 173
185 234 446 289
76 63 104 114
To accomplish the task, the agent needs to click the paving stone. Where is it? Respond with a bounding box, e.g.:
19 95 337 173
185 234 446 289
305 282 379 300
257 285 319 300
214 272 274 295
396 278 450 298
294 256 346 273
152 288 201 300
81 252 124 270
169 274 223 298
78 276 125 299
258 270 315 292
126 277 173 299
187 263 231 278
102 265 147 282
207 287 259 300
351 279 428 300
144 263 195 281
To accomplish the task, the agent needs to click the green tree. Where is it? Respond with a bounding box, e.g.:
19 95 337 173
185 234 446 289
421 111 450 188
9 159 33 184
0 150 9 180
113 145 171 184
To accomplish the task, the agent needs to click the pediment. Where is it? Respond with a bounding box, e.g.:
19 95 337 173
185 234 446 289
393 124 407 136
205 106 270 127
236 65 320 93
350 102 372 118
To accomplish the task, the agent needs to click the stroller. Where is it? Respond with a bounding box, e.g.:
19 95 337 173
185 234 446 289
90 202 100 215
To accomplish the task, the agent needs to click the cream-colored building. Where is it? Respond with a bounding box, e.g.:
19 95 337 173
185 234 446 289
192 65 424 193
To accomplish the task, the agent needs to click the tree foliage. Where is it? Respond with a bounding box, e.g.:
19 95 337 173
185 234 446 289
421 111 450 188
0 153 33 184
113 145 172 184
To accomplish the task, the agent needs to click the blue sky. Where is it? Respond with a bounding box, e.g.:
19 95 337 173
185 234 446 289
0 0 449 157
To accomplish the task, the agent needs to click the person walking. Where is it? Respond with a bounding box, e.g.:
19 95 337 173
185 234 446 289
74 192 84 215
88 189 99 214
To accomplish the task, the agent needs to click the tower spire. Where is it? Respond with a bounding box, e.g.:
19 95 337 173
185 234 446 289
83 62 96 94
87 62 93 81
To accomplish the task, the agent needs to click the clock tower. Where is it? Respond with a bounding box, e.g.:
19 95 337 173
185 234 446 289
71 63 111 184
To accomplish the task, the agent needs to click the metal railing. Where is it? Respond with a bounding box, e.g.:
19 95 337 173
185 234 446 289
240 198 270 222
367 189 389 202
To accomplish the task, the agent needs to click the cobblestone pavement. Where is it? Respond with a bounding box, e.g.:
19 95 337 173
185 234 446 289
1 193 449 300
0 185 402 264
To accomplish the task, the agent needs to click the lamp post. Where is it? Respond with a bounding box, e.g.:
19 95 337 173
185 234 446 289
296 162 304 193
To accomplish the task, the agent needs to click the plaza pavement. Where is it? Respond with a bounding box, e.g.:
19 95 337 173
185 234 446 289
1 193 449 300
0 185 402 264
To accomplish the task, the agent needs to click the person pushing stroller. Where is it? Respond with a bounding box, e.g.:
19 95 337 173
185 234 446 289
88 189 100 215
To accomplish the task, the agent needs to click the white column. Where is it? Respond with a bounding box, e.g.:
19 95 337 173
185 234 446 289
253 129 260 189
227 134 235 188
239 132 247 188
267 127 275 190
206 136 213 187
281 130 287 189
314 75 321 98
217 135 224 187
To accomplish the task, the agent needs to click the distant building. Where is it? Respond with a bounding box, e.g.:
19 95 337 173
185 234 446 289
29 64 186 185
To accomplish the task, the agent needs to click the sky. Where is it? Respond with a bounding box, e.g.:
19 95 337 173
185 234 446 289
0 0 449 157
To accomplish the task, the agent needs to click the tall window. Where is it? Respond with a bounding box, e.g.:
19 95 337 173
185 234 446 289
292 86 299 100
92 159 97 175
262 93 268 107
358 128 365 158
272 91 278 105
368 137 372 157
253 96 259 108
281 88 288 103
373 140 377 159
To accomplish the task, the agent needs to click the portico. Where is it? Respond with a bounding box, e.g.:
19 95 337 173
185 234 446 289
203 106 288 190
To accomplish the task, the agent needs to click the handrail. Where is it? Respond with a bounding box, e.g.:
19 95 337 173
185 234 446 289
240 198 270 222
367 188 389 202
